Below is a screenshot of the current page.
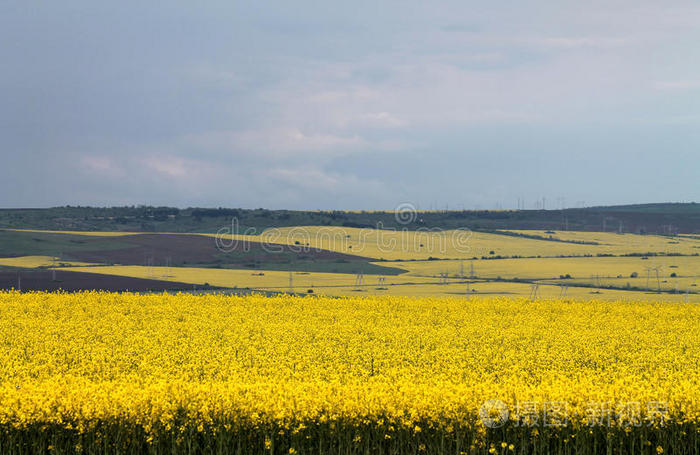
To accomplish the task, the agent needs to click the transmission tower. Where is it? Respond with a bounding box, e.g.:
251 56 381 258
529 284 539 300
653 266 662 292
164 256 172 278
559 284 568 298
644 264 663 292
644 266 652 289
145 256 155 279
354 272 365 290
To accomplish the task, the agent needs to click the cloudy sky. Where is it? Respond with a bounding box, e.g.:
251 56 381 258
2 1 699 209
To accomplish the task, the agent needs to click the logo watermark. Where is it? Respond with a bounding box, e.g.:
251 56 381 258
479 399 510 429
394 202 418 225
478 399 669 428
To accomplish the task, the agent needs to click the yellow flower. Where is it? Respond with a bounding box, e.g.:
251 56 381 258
0 291 695 452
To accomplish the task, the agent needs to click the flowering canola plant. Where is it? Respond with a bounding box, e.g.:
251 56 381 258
0 291 698 454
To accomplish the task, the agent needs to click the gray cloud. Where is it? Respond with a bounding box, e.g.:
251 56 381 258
1 0 699 209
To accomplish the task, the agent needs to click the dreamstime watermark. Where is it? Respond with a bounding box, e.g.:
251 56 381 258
394 202 418 225
214 203 473 256
478 399 669 429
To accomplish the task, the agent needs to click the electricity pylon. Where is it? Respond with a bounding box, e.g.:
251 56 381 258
529 284 539 300
354 272 364 290
559 284 568 298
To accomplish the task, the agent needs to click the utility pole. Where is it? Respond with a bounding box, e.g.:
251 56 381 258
288 272 293 294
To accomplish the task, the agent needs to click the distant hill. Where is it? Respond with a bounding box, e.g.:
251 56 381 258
0 203 698 234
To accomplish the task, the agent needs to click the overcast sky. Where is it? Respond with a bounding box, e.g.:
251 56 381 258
1 1 699 210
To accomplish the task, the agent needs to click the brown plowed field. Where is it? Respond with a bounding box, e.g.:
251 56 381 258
68 234 368 266
0 269 219 292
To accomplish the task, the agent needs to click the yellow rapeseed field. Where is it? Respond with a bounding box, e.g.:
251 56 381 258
263 226 699 259
0 256 98 269
0 291 698 454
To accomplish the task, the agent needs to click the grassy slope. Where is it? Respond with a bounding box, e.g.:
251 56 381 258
0 230 132 257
